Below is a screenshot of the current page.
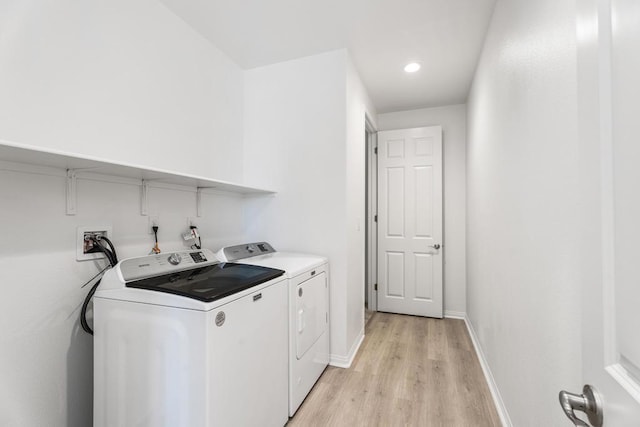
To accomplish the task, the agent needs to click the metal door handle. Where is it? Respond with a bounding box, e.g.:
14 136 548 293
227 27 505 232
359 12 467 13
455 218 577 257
558 385 603 427
429 244 441 250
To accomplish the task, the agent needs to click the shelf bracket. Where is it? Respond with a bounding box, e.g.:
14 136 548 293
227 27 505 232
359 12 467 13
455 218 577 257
66 169 77 215
196 187 203 217
141 180 149 216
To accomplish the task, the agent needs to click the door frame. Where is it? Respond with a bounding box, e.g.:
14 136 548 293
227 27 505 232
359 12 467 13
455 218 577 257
365 118 378 312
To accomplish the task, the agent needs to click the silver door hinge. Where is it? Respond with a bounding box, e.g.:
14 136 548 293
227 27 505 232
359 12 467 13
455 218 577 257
374 147 378 155
374 214 378 222
374 283 378 291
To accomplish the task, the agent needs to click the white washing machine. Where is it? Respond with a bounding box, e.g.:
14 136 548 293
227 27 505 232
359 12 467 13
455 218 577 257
216 242 330 417
93 248 289 427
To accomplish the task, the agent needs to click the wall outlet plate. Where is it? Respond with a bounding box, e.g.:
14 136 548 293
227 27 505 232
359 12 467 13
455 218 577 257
76 226 112 261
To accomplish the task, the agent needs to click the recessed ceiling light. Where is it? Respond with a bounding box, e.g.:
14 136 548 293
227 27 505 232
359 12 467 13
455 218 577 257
404 62 421 73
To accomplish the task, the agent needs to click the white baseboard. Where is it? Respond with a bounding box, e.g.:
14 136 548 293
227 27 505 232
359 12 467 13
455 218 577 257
329 328 365 369
444 310 466 319
463 315 513 427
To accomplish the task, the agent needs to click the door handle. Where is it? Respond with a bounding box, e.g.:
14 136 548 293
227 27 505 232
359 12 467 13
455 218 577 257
558 385 603 427
429 244 441 250
298 309 305 333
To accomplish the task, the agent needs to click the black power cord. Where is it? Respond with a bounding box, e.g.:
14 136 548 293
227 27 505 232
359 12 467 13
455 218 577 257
152 225 161 254
80 236 119 335
80 278 103 335
99 236 118 264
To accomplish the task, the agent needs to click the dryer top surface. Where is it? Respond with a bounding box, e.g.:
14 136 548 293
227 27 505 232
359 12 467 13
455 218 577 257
217 243 327 278
236 252 327 278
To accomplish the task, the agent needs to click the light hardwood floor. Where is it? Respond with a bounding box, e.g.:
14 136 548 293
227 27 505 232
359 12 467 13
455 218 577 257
287 312 501 427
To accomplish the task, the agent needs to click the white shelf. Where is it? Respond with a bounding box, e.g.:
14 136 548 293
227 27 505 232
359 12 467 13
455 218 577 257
0 140 275 195
0 140 275 216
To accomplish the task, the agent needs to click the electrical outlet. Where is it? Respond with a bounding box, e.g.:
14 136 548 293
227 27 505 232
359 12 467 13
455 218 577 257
148 216 159 234
76 226 112 261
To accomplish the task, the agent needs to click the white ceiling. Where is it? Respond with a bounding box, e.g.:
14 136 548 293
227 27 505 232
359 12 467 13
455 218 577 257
159 0 496 113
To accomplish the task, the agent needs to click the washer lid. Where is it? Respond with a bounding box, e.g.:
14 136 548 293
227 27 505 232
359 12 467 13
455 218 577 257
125 262 284 302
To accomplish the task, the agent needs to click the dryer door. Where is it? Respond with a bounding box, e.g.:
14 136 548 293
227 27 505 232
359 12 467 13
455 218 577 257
295 272 327 359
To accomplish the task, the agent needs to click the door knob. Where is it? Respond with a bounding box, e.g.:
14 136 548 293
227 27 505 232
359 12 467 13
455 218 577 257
558 385 603 427
430 244 441 250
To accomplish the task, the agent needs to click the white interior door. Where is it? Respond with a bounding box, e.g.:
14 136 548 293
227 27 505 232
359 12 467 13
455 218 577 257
377 126 443 318
571 0 640 424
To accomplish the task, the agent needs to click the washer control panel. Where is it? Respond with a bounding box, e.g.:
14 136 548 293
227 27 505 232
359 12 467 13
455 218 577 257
219 242 276 261
120 249 217 281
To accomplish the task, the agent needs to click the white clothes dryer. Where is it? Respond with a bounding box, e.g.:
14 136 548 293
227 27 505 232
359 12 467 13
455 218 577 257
216 242 330 417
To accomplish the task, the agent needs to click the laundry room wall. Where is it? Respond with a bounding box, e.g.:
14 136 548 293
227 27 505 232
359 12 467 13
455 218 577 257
0 169 248 427
377 104 467 318
0 1 249 426
0 0 244 182
345 57 377 362
243 49 376 365
466 0 583 425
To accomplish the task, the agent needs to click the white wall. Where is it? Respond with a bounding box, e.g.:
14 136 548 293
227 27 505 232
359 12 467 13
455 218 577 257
345 57 377 358
243 49 376 364
0 0 244 182
466 0 583 425
377 104 467 317
0 169 246 427
0 1 247 426
243 50 348 358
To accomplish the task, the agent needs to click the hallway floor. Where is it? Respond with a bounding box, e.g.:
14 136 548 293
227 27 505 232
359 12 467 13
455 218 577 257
287 312 501 427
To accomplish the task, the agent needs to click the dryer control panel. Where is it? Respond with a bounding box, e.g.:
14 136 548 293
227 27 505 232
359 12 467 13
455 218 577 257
219 242 276 262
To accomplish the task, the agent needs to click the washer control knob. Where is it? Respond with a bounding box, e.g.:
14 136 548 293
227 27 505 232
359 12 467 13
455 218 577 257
168 253 182 265
246 245 255 253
